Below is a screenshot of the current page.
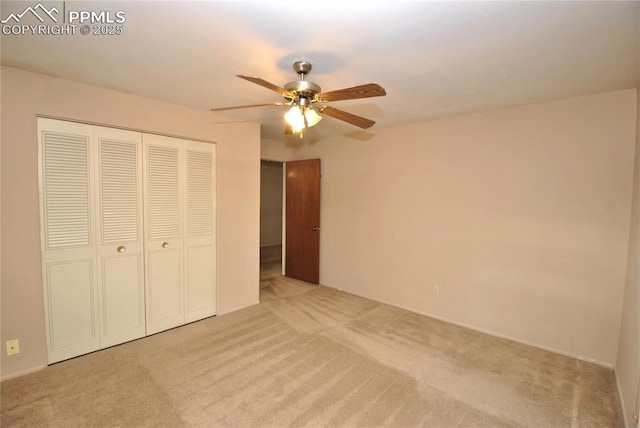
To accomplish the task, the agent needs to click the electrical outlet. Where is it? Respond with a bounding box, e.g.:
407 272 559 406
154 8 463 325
5 339 20 356
433 286 440 297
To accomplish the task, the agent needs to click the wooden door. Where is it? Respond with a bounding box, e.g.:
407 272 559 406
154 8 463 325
95 127 146 348
143 135 185 335
285 159 321 284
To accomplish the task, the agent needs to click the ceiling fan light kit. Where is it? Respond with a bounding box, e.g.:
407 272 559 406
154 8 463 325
285 105 306 133
211 60 386 138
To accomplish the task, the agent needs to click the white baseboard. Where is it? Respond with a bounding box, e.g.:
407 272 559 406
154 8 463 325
1 364 46 382
217 300 261 317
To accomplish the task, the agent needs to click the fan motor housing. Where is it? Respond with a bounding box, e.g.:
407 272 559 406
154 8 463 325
284 80 322 97
284 61 321 103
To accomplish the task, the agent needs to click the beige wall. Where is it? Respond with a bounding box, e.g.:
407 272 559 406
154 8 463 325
260 161 283 247
0 67 261 379
261 137 298 162
616 87 640 427
284 90 637 366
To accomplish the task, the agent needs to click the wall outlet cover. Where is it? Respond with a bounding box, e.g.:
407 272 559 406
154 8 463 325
6 339 20 356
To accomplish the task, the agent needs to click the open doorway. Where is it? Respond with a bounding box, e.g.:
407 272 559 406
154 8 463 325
260 159 283 266
260 158 321 290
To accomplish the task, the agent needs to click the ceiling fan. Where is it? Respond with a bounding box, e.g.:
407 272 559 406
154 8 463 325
211 61 386 137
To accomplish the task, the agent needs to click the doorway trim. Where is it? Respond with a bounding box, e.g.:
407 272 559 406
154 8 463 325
260 158 286 274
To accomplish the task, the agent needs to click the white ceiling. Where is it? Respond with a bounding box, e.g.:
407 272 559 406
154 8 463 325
2 1 639 143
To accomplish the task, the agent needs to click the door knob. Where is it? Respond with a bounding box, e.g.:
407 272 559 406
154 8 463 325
117 246 126 253
312 227 320 232
162 242 169 248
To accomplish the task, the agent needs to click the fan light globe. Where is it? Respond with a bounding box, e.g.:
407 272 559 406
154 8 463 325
285 106 305 132
304 108 322 127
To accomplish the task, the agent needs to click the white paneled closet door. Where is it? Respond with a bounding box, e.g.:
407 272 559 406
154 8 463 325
184 141 216 323
38 119 100 364
39 118 217 363
95 127 146 347
143 135 185 335
39 119 147 362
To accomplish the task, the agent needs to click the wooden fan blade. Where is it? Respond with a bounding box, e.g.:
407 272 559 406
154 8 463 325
211 102 286 111
237 75 294 98
319 106 376 129
317 83 386 102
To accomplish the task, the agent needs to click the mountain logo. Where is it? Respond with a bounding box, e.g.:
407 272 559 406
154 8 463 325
1 3 59 24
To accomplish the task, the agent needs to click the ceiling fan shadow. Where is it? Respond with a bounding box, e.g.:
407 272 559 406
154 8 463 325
345 131 376 142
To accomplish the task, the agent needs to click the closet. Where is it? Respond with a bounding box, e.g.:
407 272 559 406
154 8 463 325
38 118 216 364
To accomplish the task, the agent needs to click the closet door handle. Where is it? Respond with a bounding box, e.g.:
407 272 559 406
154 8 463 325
117 246 126 253
161 242 169 248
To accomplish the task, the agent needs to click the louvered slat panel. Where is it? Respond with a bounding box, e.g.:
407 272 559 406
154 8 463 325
187 150 214 237
100 140 139 244
147 145 179 240
43 132 91 248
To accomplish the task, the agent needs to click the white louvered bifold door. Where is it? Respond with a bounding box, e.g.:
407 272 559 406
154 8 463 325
39 119 217 363
95 128 146 347
184 141 216 323
143 134 185 335
38 118 100 364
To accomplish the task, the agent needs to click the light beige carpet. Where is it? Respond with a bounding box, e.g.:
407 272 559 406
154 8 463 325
1 261 623 427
